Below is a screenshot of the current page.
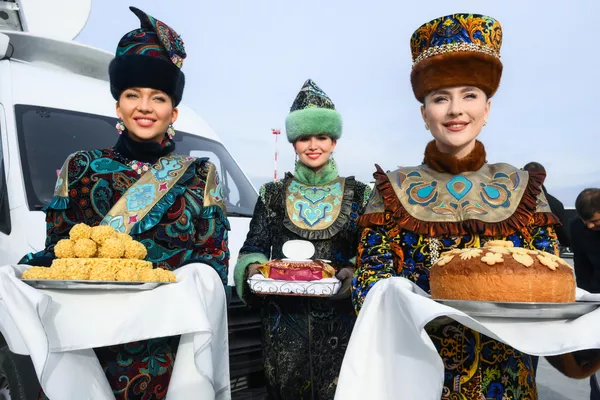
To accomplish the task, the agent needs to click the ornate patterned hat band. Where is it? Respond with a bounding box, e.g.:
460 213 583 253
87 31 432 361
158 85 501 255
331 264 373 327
412 42 500 68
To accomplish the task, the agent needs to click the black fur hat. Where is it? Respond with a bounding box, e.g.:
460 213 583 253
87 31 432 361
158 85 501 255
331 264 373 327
109 7 186 106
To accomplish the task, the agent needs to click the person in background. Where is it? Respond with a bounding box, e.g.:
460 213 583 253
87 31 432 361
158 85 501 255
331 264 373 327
523 161 571 248
234 79 371 399
571 188 600 292
570 188 600 399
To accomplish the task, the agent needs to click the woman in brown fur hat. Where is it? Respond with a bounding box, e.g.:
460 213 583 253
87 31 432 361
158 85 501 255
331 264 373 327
351 13 600 399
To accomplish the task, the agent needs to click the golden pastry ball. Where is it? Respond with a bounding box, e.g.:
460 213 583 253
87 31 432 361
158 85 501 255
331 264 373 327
63 265 91 281
115 267 139 281
138 269 158 282
98 237 125 258
90 226 116 245
54 239 75 259
73 238 97 258
89 265 116 281
113 232 133 243
49 264 69 279
124 241 147 260
123 259 152 270
22 267 51 280
69 223 92 241
154 268 176 283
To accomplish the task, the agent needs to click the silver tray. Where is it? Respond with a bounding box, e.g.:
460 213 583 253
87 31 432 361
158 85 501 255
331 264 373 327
435 299 600 319
21 279 172 291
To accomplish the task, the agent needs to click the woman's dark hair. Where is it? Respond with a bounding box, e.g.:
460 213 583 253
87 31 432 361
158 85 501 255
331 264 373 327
575 188 600 221
522 161 545 174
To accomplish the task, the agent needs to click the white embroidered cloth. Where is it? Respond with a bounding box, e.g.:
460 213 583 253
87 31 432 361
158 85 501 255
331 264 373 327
0 263 230 400
335 277 600 400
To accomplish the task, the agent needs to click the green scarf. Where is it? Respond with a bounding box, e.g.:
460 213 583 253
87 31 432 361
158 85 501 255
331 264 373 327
294 159 338 186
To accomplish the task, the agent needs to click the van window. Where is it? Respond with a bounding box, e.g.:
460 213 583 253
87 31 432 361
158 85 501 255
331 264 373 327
14 105 257 216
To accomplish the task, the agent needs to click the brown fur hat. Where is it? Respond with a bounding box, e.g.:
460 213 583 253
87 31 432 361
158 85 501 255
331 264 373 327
411 52 503 103
409 14 503 103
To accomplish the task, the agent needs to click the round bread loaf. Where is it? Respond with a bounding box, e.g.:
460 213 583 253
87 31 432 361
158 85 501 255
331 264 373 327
430 240 576 303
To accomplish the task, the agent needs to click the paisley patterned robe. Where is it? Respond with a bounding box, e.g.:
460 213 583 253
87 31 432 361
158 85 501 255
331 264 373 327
25 147 229 400
352 159 560 400
235 167 370 400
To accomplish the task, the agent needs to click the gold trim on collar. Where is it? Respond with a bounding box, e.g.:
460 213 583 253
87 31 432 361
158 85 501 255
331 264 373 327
388 163 531 223
53 153 74 199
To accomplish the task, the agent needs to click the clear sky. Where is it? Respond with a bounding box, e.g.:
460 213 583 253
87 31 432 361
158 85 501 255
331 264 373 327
76 0 600 207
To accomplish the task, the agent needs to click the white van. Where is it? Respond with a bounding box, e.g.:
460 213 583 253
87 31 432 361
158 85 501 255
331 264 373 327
0 1 266 397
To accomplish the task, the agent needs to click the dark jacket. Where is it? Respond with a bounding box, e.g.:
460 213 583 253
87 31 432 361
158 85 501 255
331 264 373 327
570 218 600 293
544 186 571 247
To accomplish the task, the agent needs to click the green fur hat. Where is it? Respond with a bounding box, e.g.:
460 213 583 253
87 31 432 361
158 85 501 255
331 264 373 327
285 79 342 143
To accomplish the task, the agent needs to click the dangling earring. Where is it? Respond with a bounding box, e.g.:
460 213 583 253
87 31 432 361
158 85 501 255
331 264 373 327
425 123 430 131
483 120 487 126
167 124 175 139
330 153 337 169
115 120 125 135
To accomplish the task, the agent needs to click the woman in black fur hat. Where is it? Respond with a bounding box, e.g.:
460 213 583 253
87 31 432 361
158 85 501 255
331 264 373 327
25 6 230 399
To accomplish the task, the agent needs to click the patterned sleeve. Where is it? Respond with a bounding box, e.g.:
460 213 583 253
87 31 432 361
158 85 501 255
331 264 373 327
524 224 560 255
351 226 399 313
20 154 82 266
233 184 273 301
339 182 373 268
524 188 560 255
238 195 272 259
186 208 230 285
182 161 230 285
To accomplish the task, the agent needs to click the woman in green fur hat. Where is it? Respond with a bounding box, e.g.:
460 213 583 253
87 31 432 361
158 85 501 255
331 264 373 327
234 79 371 399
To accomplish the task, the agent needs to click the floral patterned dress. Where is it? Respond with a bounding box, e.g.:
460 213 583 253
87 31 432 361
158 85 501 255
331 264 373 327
235 161 370 400
352 142 560 400
23 136 229 400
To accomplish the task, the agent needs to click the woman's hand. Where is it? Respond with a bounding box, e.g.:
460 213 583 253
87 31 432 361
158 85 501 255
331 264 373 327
546 349 600 379
330 267 355 300
246 263 262 279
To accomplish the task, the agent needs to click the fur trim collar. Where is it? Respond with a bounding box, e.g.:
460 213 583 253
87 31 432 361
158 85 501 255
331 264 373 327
294 159 339 186
423 140 486 174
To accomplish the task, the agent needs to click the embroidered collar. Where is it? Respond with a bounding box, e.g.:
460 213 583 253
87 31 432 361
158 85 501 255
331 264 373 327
281 173 358 240
359 162 559 238
423 140 486 174
294 160 338 186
